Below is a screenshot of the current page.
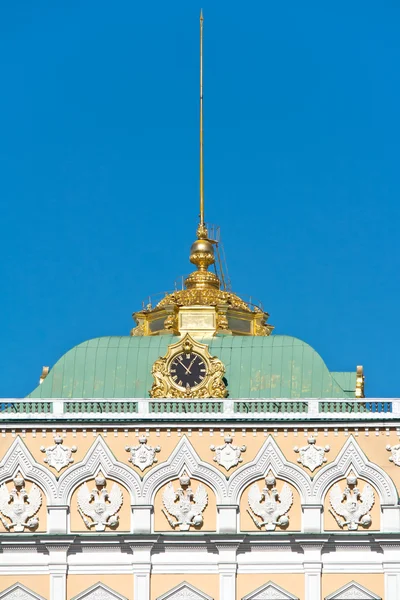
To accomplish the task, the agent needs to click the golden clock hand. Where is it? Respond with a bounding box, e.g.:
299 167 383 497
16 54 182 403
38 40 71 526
177 356 191 375
186 357 197 375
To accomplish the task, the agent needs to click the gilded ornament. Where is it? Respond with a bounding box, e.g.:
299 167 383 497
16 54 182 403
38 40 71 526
149 333 228 399
130 322 145 337
164 313 178 331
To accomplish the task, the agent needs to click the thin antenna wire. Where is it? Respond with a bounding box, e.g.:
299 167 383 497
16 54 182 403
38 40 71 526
199 10 204 227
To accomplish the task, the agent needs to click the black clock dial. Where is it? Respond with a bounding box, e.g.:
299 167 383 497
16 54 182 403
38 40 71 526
169 352 207 389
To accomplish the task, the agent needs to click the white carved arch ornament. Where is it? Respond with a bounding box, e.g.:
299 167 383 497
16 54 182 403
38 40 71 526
242 581 298 599
0 583 46 600
156 581 213 600
71 582 128 600
325 580 380 599
311 435 398 505
142 435 228 504
228 435 312 504
0 436 57 502
57 436 141 504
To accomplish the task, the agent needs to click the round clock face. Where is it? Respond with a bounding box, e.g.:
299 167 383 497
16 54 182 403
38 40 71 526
169 352 208 390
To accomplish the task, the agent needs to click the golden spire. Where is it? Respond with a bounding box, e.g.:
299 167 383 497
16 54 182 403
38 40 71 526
197 10 207 240
186 10 219 291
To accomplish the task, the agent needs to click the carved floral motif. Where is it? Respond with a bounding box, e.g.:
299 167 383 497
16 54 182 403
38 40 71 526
40 434 77 472
210 435 246 470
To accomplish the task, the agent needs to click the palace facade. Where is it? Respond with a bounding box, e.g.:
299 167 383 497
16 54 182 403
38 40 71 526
1 14 399 600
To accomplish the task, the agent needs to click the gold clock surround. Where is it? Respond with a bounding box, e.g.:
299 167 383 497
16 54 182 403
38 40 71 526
149 334 228 399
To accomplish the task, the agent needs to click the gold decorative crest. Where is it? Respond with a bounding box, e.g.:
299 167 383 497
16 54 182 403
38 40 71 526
149 334 228 399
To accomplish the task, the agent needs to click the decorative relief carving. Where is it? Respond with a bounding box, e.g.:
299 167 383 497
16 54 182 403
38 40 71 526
0 583 47 600
0 474 41 532
72 583 128 600
247 473 292 531
156 582 212 600
150 333 228 399
162 474 208 531
243 581 298 599
293 437 330 472
125 436 160 471
210 435 246 470
77 473 123 531
40 434 77 472
329 474 374 530
386 441 400 465
326 581 380 599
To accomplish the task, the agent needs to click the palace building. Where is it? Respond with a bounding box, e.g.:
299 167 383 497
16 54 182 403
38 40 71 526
1 13 399 600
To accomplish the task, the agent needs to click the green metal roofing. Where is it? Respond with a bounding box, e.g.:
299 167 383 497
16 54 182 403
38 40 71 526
27 335 356 399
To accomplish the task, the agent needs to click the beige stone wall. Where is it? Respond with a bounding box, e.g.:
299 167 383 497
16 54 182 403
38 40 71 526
0 572 388 600
67 574 133 600
1 425 400 535
1 427 400 483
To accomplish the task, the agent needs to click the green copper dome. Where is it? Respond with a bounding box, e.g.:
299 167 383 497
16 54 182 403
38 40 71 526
27 335 357 399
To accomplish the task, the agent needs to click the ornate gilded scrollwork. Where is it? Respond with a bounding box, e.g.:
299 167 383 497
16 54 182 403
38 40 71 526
149 333 228 398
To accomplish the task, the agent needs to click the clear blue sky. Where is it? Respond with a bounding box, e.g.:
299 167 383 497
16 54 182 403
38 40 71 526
1 1 399 398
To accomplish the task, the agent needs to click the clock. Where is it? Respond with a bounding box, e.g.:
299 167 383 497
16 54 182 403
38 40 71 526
150 333 228 399
169 351 208 391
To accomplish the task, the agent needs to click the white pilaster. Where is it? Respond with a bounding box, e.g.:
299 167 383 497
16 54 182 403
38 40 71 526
300 543 324 600
381 542 400 599
217 505 238 534
385 571 400 599
381 505 400 532
46 544 69 600
48 506 69 534
130 541 154 600
215 543 239 600
302 504 322 533
131 505 153 534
